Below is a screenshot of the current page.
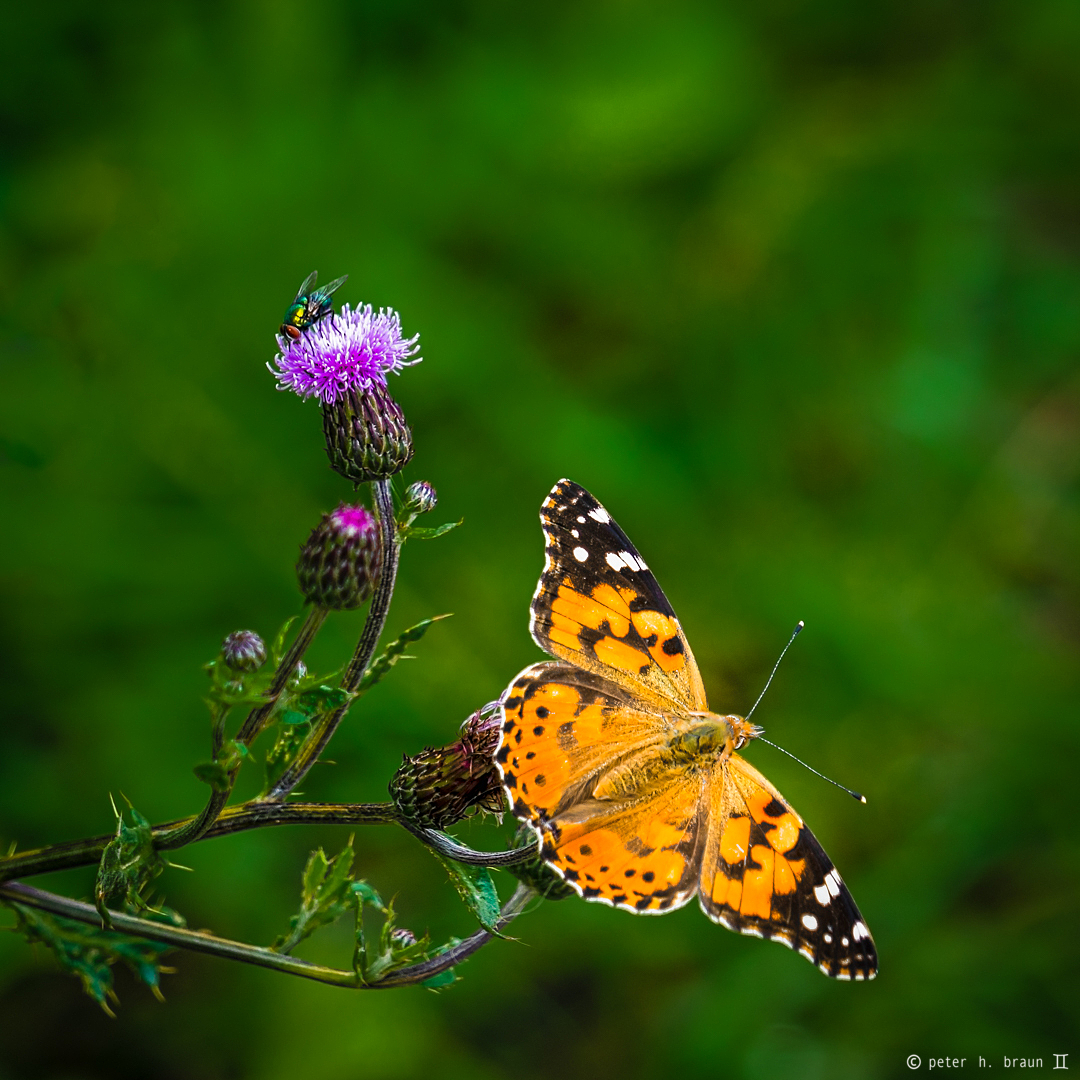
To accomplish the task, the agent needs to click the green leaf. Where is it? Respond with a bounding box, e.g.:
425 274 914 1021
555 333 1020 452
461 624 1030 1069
431 853 502 933
270 616 299 666
5 901 180 1013
357 615 451 693
192 761 231 792
94 805 168 924
401 519 462 542
262 719 311 793
273 837 357 953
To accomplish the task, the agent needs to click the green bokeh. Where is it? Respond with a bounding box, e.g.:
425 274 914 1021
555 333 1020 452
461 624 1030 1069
1 2 1078 1077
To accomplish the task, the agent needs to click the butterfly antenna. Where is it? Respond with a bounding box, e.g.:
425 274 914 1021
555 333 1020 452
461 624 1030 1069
745 621 866 803
745 620 804 722
756 735 866 803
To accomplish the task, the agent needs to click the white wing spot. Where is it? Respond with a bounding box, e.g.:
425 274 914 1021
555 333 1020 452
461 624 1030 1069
824 933 833 944
605 552 627 571
825 870 842 898
572 546 589 562
570 529 580 539
841 936 850 947
576 515 586 524
618 551 643 571
852 921 869 942
741 926 764 939
814 884 830 905
798 945 815 961
588 507 611 524
801 914 818 932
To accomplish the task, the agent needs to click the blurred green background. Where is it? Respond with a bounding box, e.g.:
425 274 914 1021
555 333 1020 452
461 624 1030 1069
1 1 1078 1077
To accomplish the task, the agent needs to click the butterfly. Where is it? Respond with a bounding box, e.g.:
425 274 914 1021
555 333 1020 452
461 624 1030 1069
495 480 877 980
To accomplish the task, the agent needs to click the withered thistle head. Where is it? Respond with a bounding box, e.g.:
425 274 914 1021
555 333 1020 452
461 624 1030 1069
389 704 505 830
296 504 383 610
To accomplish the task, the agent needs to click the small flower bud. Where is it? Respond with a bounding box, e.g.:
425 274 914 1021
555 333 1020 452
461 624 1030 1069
322 382 413 484
389 927 417 948
389 704 505 830
221 630 267 672
296 504 383 610
404 481 437 516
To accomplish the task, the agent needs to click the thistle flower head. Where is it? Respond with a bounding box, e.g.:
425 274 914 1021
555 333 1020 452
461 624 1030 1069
271 303 421 405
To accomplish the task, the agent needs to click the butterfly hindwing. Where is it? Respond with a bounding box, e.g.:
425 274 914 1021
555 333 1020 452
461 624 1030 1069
497 661 671 828
530 480 707 713
699 753 878 980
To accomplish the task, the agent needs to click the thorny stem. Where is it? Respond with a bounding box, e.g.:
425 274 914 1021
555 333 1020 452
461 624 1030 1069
0 880 536 990
156 607 329 851
0 803 535 882
267 479 399 799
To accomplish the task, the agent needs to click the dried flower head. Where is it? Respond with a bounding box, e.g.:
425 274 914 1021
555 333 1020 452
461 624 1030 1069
389 703 505 830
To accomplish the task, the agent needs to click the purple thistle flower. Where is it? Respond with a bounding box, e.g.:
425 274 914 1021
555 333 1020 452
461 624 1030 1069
271 303 421 405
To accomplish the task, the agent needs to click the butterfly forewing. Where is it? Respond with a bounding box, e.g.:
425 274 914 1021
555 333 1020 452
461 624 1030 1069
530 480 707 713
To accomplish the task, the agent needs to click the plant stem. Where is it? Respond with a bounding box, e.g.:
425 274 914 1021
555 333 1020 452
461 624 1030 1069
157 608 329 851
375 882 535 988
0 879 536 991
0 882 359 988
236 607 328 744
0 802 537 883
0 802 399 882
267 479 399 799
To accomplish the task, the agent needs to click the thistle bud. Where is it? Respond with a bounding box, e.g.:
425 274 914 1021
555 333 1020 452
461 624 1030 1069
404 481 437 516
321 382 413 484
296 504 383 610
221 630 267 672
389 704 505 830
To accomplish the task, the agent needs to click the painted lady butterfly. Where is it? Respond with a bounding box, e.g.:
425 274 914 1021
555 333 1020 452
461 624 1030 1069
495 480 877 980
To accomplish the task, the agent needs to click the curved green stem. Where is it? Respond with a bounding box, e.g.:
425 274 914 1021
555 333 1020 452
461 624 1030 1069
0 802 399 882
158 607 329 851
267 480 400 799
0 879 536 991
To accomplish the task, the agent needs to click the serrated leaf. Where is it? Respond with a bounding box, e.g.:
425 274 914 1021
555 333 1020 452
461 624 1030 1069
6 901 179 1013
357 615 451 693
431 853 502 933
95 805 168 923
273 838 356 953
270 616 299 666
402 519 462 542
262 720 311 793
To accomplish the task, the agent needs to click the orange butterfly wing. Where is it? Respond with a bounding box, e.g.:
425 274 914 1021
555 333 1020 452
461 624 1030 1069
700 754 877 980
529 480 707 713
498 661 704 912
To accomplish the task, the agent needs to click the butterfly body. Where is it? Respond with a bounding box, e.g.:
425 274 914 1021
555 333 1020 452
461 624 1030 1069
496 479 878 980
